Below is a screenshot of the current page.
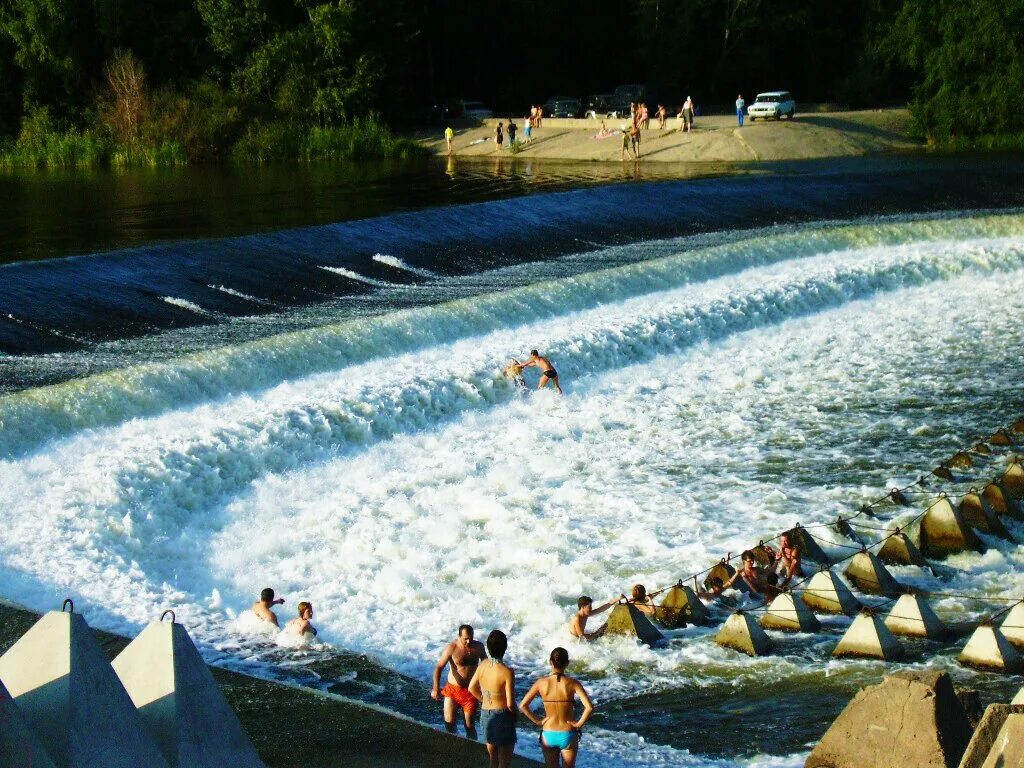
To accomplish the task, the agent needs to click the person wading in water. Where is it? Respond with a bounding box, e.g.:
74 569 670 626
431 624 487 738
520 349 563 394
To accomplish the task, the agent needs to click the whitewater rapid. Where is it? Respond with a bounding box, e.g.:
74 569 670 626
1 210 1024 766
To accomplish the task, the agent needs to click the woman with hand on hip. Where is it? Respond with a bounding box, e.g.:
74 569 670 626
519 647 594 767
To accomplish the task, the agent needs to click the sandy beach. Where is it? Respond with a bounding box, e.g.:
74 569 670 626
425 108 918 162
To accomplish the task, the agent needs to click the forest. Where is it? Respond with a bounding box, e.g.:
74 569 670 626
0 0 1021 166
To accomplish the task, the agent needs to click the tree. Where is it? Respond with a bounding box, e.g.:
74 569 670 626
100 49 147 143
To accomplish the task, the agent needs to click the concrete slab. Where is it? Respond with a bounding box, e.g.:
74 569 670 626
884 594 948 639
958 704 1024 768
997 602 1024 650
603 603 664 645
801 570 862 616
715 612 773 656
112 619 266 768
957 625 1024 673
878 530 928 567
0 609 167 768
977 712 1024 768
958 491 1013 540
982 481 1024 521
919 496 985 559
843 551 903 595
656 585 708 628
0 678 57 768
759 592 821 633
833 612 904 660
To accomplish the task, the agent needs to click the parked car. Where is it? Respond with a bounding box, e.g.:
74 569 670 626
747 91 795 121
542 97 583 118
456 100 494 121
586 93 631 118
613 84 646 104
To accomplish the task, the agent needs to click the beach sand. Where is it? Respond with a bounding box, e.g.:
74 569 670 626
0 601 540 768
426 109 917 162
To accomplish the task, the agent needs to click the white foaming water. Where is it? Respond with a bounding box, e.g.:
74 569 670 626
161 295 219 316
319 265 397 287
208 284 278 307
2 211 1024 766
372 252 439 278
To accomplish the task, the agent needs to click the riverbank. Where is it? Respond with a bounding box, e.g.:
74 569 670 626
425 109 919 162
0 600 540 768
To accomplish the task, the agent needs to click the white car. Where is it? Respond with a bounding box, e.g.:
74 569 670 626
458 100 494 121
747 91 795 121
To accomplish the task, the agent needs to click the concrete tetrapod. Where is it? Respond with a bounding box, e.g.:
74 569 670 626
981 481 1024 521
919 496 985 559
603 603 665 645
800 570 861 616
884 593 948 639
878 529 927 567
656 585 708 628
1001 460 1024 500
0 678 58 768
715 612 773 657
975 712 1024 768
0 608 168 768
759 592 821 633
832 611 904 660
843 551 904 595
111 618 266 768
948 451 974 470
997 601 1024 650
806 670 973 768
957 704 1024 768
989 429 1016 447
783 525 831 566
1013 687 1024 705
957 625 1024 673
959 491 1013 540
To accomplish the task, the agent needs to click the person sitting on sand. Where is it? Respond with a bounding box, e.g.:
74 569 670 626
252 587 286 626
775 533 804 588
569 595 621 641
468 629 517 768
431 624 487 737
284 601 317 637
519 647 595 768
628 584 657 618
519 349 563 394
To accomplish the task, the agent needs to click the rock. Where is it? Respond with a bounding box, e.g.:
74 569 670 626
806 670 973 768
759 592 821 633
958 705 1024 768
957 625 1023 673
715 612 773 657
832 612 904 660
878 530 928 567
998 602 1024 650
800 570 862 616
981 481 1024 521
919 496 985 559
843 551 903 595
656 585 708 628
958 491 1013 540
603 603 664 645
884 593 948 640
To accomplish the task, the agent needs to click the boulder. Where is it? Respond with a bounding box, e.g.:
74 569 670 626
957 625 1023 673
958 491 1013 540
759 592 821 633
1000 460 1024 500
801 570 862 616
843 551 903 595
656 585 708 628
957 704 1024 768
878 530 928 567
805 670 973 768
919 496 985 559
0 678 57 768
715 612 773 657
603 603 664 645
884 593 948 640
997 601 1024 650
832 612 904 660
982 481 1024 521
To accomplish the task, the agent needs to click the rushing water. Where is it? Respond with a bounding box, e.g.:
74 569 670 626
1 159 1024 766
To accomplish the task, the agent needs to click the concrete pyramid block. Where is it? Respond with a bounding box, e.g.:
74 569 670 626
603 603 664 645
656 585 708 628
958 704 1024 768
702 561 736 593
1013 687 1024 705
982 481 1024 521
1013 419 1024 434
948 451 974 470
806 670 972 768
833 612 904 660
1001 460 1024 500
800 570 862 616
0 678 57 768
784 525 831 565
878 530 928 567
989 429 1016 447
957 625 1024 673
959 491 1013 540
112 620 266 768
919 496 985 559
933 464 955 481
843 551 903 595
997 602 1024 650
884 593 948 639
759 592 821 633
715 612 773 656
0 609 167 768
972 442 992 455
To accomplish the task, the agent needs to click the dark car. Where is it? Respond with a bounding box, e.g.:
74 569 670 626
613 84 646 104
586 93 630 118
543 97 583 118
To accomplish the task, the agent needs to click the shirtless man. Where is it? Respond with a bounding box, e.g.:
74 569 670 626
568 595 622 641
252 587 285 627
431 624 487 737
775 533 803 588
520 349 563 394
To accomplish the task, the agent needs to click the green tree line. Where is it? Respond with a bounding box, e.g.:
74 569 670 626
0 0 1021 167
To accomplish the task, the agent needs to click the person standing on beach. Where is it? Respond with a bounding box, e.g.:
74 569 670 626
519 647 595 768
445 126 455 154
468 630 517 768
537 105 543 127
524 115 533 143
507 118 517 148
568 595 620 640
683 96 694 132
620 125 632 160
656 104 667 129
252 587 285 626
431 624 487 738
495 122 504 152
735 94 745 127
640 102 649 129
630 121 641 159
519 349 563 393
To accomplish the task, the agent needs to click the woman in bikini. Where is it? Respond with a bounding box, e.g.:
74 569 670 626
468 630 517 768
519 647 594 768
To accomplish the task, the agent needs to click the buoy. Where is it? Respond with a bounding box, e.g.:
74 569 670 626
883 593 948 639
982 481 1024 521
702 560 735 593
959 490 1014 540
112 617 266 768
843 550 904 595
972 442 992 455
998 601 1024 650
948 451 974 469
1001 460 1024 500
800 569 862 616
832 611 904 660
784 525 831 565
603 603 665 645
933 464 955 481
656 584 708 628
957 625 1024 673
878 529 927 567
759 592 821 633
989 429 1016 446
0 607 167 768
715 612 773 656
919 495 985 558
0 678 57 768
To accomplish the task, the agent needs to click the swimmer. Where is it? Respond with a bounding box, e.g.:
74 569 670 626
721 551 774 600
520 349 563 394
519 647 594 768
252 587 285 626
283 601 317 637
503 358 527 391
431 624 487 738
775 533 804 588
628 584 657 618
568 595 621 641
468 630 516 768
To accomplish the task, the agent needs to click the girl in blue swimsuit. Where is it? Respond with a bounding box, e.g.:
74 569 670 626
519 647 595 767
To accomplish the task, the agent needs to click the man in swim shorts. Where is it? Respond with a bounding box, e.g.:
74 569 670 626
431 624 487 737
252 587 285 627
520 349 563 394
569 595 621 641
